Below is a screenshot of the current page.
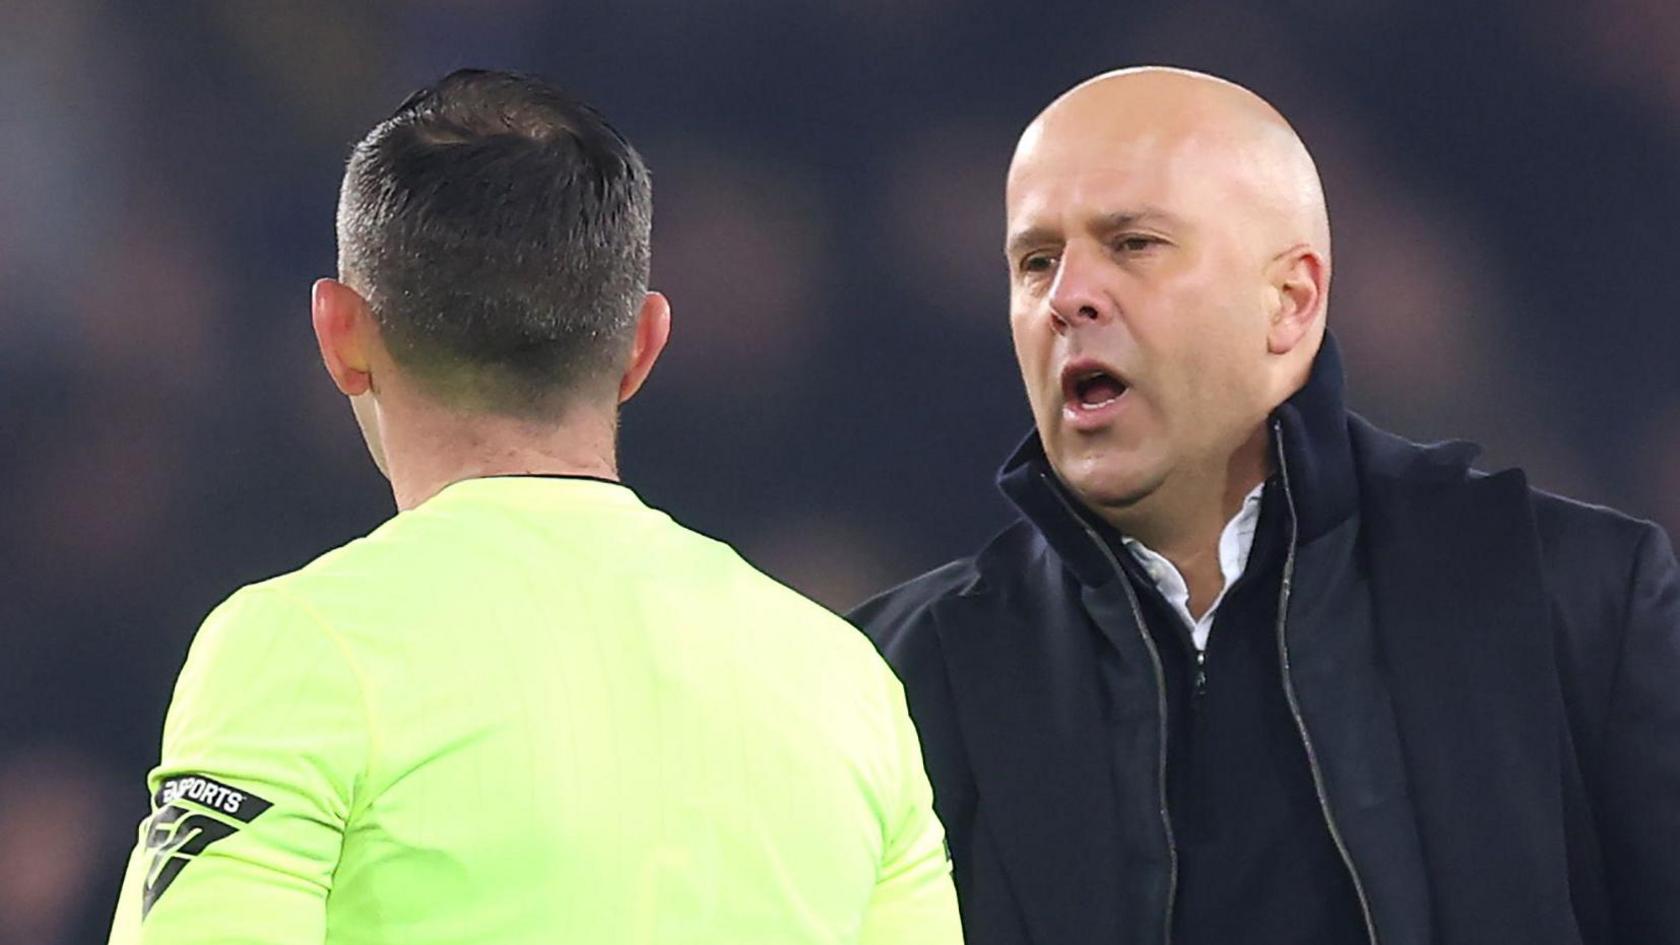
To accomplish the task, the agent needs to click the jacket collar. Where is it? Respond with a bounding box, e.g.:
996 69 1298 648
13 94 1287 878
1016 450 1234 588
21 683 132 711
971 333 1562 942
995 333 1362 587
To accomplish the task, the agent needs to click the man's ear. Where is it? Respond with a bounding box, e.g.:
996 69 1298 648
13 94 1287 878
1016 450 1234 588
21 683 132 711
1266 246 1329 356
618 291 671 405
312 278 376 396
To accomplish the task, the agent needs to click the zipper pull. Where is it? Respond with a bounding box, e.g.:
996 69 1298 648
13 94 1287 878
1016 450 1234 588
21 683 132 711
1193 649 1208 701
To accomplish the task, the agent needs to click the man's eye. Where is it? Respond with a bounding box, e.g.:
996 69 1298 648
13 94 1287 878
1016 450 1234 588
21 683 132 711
1115 235 1162 253
1020 254 1056 274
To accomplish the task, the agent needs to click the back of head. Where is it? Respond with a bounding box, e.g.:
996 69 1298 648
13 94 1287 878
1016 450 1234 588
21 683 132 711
337 69 651 418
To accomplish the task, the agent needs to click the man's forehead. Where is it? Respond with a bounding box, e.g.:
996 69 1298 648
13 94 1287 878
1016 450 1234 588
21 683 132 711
1010 114 1274 226
1007 139 1195 227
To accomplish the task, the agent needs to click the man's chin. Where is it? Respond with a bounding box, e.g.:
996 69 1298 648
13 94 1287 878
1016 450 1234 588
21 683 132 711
1056 462 1161 514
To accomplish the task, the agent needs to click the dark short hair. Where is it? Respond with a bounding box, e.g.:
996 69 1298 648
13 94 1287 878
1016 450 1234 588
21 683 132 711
336 69 651 415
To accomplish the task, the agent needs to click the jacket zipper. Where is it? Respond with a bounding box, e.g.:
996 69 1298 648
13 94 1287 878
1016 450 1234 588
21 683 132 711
1044 474 1178 945
1270 419 1380 945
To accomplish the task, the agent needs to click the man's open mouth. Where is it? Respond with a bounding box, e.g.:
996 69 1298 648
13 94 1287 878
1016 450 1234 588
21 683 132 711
1062 363 1129 410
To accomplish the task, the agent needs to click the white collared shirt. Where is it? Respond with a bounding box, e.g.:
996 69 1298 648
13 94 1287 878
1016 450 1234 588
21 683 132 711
1120 484 1266 652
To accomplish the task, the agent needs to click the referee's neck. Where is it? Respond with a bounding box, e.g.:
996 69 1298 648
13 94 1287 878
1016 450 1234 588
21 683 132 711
380 400 620 512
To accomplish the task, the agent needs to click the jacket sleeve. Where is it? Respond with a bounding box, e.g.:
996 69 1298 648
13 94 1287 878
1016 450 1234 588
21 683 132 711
107 586 368 945
857 666 964 945
1598 523 1680 943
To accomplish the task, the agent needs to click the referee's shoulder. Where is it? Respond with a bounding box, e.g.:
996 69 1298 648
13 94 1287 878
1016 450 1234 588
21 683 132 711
209 514 424 633
713 536 894 666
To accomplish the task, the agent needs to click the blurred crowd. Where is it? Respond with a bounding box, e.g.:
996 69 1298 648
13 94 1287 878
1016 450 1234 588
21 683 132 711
4 1 1678 940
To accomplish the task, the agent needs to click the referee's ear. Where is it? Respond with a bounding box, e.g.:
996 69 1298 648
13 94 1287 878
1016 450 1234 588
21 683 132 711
618 291 671 405
312 278 377 397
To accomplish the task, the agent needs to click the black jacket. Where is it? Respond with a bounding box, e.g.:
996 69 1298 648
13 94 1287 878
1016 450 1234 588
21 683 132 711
851 339 1680 945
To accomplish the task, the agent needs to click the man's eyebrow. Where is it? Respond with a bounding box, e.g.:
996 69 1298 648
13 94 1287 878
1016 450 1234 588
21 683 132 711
1006 209 1185 257
1093 208 1181 232
1004 226 1059 258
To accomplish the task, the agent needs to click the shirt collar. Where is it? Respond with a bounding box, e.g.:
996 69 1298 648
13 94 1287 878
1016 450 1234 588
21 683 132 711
1119 482 1266 648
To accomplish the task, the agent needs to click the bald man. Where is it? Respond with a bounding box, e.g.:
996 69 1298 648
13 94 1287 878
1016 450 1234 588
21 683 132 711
852 68 1680 945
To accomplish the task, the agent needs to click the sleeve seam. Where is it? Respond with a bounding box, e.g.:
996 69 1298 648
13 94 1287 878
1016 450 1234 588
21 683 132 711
249 585 383 824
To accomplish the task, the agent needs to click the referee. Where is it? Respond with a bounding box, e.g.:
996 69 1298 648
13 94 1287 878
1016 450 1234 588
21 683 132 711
107 70 961 945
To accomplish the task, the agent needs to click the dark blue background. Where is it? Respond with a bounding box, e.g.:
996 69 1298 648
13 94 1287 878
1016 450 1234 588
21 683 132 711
3 1 1677 939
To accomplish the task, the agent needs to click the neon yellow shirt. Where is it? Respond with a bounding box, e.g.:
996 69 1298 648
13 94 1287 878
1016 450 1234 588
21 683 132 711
107 477 960 945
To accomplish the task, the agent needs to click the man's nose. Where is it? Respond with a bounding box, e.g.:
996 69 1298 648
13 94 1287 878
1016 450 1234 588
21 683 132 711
1046 253 1112 332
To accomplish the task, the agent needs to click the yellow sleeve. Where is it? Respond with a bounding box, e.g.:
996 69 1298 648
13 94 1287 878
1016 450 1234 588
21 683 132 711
858 670 965 945
107 586 370 945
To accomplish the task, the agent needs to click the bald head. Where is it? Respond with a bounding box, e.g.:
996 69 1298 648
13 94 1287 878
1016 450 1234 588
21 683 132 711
1011 67 1330 271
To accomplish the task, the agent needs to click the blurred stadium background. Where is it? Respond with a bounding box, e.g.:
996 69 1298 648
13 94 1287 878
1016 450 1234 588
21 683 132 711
4 0 1679 940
